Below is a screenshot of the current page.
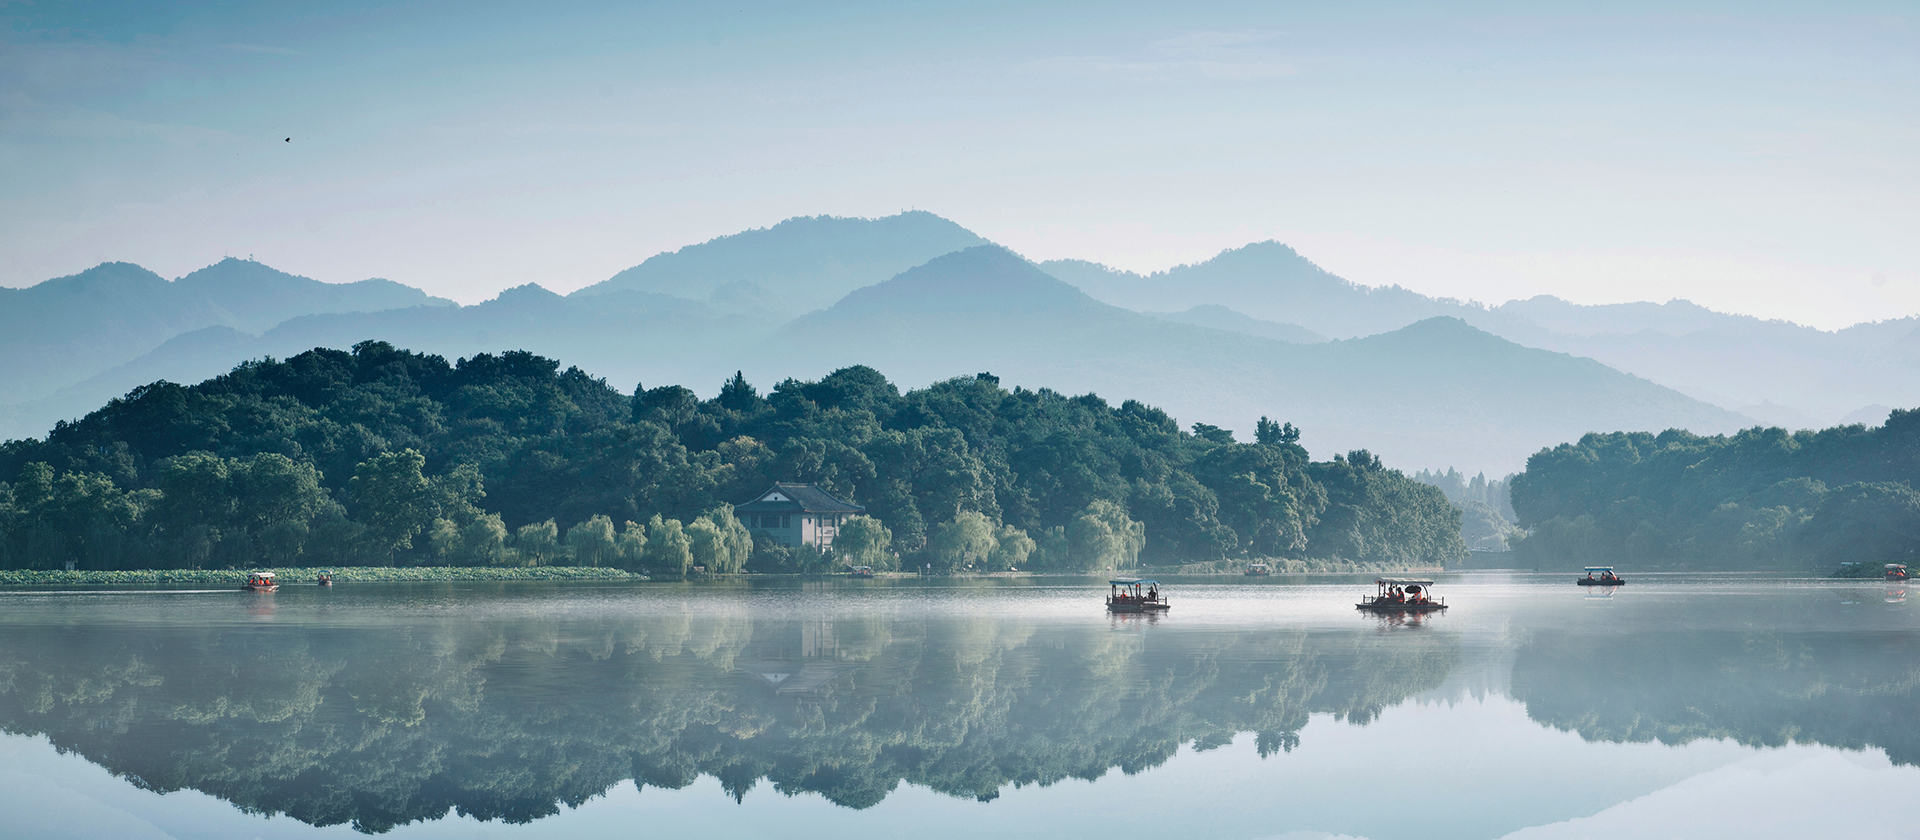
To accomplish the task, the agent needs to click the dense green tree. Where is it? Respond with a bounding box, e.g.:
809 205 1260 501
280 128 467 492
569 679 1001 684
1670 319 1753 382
834 515 893 570
929 511 997 572
0 344 1468 571
348 449 435 561
515 519 559 566
1067 499 1145 571
566 515 619 567
1510 412 1920 568
642 515 693 576
617 519 648 569
989 524 1035 570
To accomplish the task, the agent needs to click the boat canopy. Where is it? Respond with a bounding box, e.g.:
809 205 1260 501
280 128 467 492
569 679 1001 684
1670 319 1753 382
1889 564 1908 570
250 571 275 579
1375 579 1433 586
1583 566 1615 572
1109 578 1159 587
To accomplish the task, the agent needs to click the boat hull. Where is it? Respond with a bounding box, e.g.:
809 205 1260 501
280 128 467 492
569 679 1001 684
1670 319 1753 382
243 584 279 592
1577 578 1625 586
1356 602 1446 613
1107 602 1171 613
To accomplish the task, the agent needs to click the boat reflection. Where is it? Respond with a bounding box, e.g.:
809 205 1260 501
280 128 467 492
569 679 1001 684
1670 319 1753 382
6 585 1920 834
0 603 1456 833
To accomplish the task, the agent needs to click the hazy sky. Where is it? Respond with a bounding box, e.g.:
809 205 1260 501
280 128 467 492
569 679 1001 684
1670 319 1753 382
3 1 1914 329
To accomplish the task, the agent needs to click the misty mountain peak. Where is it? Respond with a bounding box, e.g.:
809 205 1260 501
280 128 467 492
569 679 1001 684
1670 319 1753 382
573 211 989 315
1181 240 1328 278
15 262 169 297
489 283 566 306
824 245 1103 317
1351 316 1521 354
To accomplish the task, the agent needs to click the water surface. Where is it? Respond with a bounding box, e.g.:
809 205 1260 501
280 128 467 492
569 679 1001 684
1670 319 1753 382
2 572 1914 839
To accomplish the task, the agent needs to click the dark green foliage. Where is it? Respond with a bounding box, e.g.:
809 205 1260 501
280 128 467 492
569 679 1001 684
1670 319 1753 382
1509 411 1920 567
0 342 1466 570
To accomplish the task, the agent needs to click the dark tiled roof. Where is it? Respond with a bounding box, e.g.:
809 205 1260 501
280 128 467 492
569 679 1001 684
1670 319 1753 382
734 482 865 514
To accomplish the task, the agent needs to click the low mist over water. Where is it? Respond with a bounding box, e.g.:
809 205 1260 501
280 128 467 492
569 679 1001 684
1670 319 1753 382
1 574 1915 839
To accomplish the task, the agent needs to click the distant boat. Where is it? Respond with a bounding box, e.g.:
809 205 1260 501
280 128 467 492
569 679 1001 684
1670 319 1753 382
1106 578 1170 613
850 565 875 578
1244 562 1272 576
1577 566 1625 586
1357 578 1446 614
316 572 333 586
242 571 278 592
1887 564 1908 581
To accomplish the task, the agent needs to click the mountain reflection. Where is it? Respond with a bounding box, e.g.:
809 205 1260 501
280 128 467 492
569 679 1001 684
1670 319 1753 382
0 600 1455 833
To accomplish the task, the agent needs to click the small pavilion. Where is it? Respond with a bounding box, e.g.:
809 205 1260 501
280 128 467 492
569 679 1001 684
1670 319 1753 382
735 483 865 550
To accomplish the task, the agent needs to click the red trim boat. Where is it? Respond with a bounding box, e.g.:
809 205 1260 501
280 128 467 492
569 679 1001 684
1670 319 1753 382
242 571 278 592
1357 578 1446 614
1887 564 1908 581
1107 578 1170 613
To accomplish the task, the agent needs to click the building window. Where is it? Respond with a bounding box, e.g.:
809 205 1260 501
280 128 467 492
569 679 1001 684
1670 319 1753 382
782 515 792 528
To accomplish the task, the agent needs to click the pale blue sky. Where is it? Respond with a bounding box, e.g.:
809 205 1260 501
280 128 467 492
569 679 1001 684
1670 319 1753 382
3 1 1914 328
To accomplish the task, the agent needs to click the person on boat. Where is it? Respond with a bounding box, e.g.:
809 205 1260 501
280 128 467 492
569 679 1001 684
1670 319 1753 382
1586 571 1595 580
1148 585 1158 601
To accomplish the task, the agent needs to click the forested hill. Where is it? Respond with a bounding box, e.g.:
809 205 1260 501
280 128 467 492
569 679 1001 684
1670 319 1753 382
0 341 1465 573
1509 412 1920 569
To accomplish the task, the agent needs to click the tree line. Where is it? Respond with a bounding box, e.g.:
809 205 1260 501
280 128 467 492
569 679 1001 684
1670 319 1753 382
1509 412 1920 568
0 341 1465 573
1411 467 1518 551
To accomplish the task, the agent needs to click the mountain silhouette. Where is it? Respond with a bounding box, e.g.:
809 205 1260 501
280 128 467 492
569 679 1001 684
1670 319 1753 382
771 248 1750 471
1048 244 1920 424
572 211 988 317
0 258 451 407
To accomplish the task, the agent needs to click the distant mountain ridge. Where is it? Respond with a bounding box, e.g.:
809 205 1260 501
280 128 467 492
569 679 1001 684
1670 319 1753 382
571 211 988 317
0 258 452 407
7 210 1911 473
1151 305 1327 344
1044 243 1920 424
769 246 1750 472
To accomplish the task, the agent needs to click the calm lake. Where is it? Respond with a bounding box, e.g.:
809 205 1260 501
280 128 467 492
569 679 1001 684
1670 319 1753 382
2 572 1914 840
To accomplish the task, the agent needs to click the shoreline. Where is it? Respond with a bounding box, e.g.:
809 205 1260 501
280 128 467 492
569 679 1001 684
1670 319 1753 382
0 564 1462 588
0 567 646 587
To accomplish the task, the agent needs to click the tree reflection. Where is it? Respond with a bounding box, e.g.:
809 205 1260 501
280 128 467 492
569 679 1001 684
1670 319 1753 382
1511 619 1920 765
0 609 1452 833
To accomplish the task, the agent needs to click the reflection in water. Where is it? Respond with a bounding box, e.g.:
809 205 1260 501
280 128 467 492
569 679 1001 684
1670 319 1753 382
0 587 1454 833
1510 596 1920 765
4 579 1919 836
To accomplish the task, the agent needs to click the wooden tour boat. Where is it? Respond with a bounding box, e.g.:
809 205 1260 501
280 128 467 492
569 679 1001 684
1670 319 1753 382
1107 578 1170 613
1887 563 1908 581
1577 566 1625 586
850 565 875 578
243 571 279 592
316 571 333 586
1244 562 1272 576
1356 578 1446 614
